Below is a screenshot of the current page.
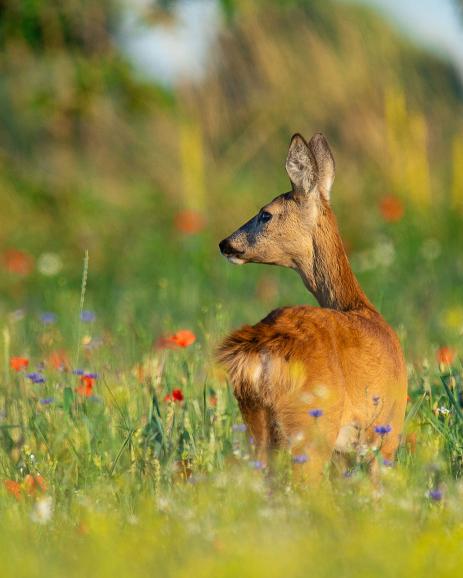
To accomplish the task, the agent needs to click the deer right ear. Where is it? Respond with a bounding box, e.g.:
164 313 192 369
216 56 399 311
285 134 317 197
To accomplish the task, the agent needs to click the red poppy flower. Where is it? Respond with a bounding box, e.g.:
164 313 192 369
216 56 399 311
156 329 196 349
379 196 404 223
48 350 70 371
437 346 456 365
10 357 29 371
174 210 204 235
76 374 95 397
4 480 21 500
24 474 47 495
209 395 218 407
3 249 34 276
164 388 184 403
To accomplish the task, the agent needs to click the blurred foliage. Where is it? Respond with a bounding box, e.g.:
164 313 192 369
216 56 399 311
0 0 462 354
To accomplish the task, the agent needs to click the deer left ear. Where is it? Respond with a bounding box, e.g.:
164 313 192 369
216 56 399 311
308 133 335 201
285 133 318 197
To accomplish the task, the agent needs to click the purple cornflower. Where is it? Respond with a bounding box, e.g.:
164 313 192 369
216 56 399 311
293 454 309 464
383 459 394 467
39 397 54 405
429 488 443 501
84 372 98 379
249 436 255 446
249 460 264 470
232 424 247 433
40 312 56 324
72 369 84 375
26 372 45 384
375 424 392 436
80 310 95 322
308 409 323 418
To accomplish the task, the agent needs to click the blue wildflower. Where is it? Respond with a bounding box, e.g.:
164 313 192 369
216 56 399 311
232 424 247 432
80 310 95 322
26 373 45 384
429 488 443 501
72 369 84 375
293 454 309 464
84 372 98 379
249 460 264 470
375 424 392 436
383 459 394 467
308 409 323 418
39 397 54 405
40 312 56 324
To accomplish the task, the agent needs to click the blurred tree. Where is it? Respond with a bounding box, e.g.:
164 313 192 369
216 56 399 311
0 0 461 318
0 0 114 53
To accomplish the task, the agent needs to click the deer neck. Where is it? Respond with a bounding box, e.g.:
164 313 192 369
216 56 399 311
296 203 374 312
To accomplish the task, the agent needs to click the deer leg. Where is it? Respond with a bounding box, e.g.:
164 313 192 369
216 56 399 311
238 400 270 466
285 405 343 486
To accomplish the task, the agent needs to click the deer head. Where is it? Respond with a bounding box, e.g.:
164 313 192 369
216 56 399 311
219 132 335 270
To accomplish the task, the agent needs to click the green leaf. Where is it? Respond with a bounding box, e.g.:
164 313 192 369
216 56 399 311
63 387 74 414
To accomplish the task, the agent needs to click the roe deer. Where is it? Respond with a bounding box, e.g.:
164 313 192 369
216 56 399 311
217 132 407 482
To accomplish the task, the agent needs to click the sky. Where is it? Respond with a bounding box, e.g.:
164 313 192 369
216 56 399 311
119 0 463 86
349 0 463 75
119 0 221 86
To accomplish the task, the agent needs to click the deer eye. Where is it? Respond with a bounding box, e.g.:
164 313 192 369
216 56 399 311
258 211 272 224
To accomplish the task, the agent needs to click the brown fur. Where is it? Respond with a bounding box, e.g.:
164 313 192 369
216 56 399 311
217 133 408 482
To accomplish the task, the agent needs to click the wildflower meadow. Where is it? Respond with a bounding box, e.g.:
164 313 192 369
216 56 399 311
1 1 463 577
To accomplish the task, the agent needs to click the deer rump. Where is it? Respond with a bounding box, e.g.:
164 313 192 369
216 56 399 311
218 304 405 459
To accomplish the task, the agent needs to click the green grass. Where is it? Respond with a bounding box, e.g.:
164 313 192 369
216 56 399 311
0 266 462 577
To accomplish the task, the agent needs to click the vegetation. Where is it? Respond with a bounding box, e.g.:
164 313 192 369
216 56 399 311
0 1 462 576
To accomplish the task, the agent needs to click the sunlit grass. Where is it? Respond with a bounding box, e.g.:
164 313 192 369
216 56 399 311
0 304 462 577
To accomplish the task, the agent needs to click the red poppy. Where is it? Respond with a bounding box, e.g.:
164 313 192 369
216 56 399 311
10 357 29 371
24 474 47 495
437 346 456 365
4 480 21 500
164 388 184 403
209 395 218 407
76 374 95 397
3 249 34 276
379 196 404 223
157 329 196 349
48 350 70 371
174 210 204 235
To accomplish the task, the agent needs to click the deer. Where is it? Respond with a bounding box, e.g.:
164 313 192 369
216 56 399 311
217 132 408 483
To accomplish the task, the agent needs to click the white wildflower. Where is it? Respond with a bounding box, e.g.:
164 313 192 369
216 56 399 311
31 497 53 525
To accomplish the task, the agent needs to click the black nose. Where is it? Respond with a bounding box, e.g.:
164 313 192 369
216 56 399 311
219 238 243 256
219 238 233 255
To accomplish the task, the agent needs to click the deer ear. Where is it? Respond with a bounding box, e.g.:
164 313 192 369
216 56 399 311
285 133 318 196
308 132 335 200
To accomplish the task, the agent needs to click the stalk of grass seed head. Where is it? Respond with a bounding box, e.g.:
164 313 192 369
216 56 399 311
74 250 89 373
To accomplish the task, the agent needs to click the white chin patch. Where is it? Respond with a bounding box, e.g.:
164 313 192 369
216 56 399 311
227 255 246 265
